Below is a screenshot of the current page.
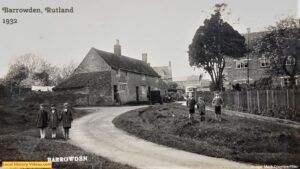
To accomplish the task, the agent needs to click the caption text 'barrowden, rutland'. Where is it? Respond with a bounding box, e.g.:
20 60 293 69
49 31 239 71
2 7 74 14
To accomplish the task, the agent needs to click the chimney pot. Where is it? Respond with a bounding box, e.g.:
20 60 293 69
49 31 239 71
142 53 148 63
114 39 122 56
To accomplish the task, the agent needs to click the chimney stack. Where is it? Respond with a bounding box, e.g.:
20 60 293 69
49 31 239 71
114 39 122 56
142 53 148 63
169 61 172 68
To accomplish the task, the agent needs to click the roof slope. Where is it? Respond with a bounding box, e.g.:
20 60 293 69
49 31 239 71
152 66 172 79
92 48 160 77
53 71 110 91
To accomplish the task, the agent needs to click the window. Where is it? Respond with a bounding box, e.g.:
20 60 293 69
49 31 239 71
280 76 299 87
236 60 248 69
260 58 270 68
142 75 146 81
286 55 295 65
119 83 127 91
116 69 121 77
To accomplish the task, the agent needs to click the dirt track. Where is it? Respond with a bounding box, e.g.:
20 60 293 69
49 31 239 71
69 106 257 169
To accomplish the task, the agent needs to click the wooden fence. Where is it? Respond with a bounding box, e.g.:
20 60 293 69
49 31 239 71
196 89 300 121
222 89 300 120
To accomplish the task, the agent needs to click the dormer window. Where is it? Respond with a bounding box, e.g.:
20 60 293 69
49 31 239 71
260 57 270 68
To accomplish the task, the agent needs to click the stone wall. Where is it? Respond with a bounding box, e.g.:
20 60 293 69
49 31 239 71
111 69 167 103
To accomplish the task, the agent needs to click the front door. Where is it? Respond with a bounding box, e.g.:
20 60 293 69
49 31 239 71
113 85 119 103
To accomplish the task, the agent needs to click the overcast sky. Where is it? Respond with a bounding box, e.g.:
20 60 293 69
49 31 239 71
0 0 298 79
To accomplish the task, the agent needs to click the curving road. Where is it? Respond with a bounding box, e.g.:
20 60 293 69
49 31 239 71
69 106 258 169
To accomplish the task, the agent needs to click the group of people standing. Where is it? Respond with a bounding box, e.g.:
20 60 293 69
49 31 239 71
36 103 73 139
186 92 224 122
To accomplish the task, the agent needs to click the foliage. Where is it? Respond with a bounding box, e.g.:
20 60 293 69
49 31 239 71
167 81 178 89
3 54 78 89
188 3 247 91
5 64 29 87
253 16 300 88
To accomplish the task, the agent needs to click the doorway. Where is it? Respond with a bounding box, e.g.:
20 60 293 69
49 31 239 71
136 86 139 103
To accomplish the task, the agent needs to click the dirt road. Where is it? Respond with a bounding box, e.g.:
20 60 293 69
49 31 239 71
69 106 257 169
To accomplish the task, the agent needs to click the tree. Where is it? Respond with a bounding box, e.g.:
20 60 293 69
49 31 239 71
33 71 50 86
253 17 300 88
188 3 247 91
167 81 178 89
5 64 29 93
60 60 78 81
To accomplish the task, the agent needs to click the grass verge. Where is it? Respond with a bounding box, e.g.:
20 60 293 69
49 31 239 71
113 103 300 166
0 98 135 169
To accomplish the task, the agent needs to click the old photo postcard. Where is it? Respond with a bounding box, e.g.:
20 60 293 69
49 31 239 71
0 0 299 169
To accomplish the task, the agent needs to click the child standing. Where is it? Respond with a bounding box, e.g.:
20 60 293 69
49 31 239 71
212 92 224 122
48 104 59 139
197 97 206 121
61 103 73 139
186 95 196 122
36 104 48 139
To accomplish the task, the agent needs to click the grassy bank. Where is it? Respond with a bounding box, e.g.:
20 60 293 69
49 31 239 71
113 103 300 166
0 97 135 169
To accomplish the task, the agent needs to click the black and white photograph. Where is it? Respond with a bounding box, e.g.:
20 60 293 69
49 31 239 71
0 0 299 169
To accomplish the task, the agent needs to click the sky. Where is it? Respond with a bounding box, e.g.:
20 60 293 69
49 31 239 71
0 0 298 80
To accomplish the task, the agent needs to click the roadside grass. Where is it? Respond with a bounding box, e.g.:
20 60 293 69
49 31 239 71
0 98 135 169
113 103 300 166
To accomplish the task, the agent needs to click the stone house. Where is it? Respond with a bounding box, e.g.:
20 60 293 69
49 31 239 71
53 41 167 105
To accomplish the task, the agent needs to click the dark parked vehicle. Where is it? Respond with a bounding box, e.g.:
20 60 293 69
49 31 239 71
149 90 163 104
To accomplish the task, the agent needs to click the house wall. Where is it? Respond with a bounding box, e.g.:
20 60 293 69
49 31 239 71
87 71 113 105
111 69 167 103
74 48 111 74
224 56 269 88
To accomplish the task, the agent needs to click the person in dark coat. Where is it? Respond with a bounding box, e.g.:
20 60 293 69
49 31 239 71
36 104 48 139
197 97 206 122
61 103 73 139
186 95 196 122
48 104 59 139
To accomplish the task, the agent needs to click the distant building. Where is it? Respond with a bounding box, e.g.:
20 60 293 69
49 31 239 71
53 40 167 105
173 75 211 94
152 61 173 82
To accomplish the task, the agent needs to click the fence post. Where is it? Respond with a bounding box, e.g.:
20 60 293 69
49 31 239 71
292 88 295 111
247 90 249 112
287 89 289 108
266 90 269 113
271 90 274 109
237 91 240 111
257 90 260 113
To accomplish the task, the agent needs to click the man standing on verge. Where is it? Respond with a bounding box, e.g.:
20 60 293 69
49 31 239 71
186 95 196 122
212 92 224 122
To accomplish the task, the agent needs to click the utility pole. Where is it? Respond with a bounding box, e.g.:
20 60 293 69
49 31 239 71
247 28 251 87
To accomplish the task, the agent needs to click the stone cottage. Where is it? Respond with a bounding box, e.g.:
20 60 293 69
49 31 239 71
53 40 167 105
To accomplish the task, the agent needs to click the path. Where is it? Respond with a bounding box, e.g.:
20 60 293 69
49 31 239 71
69 106 257 169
